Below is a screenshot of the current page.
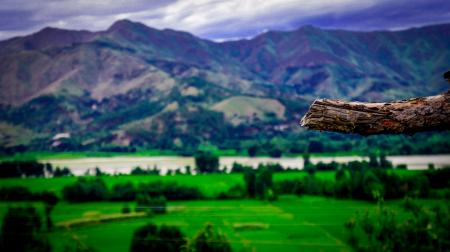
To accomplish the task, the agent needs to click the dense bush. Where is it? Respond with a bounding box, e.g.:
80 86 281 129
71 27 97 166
61 178 204 202
217 185 246 199
275 162 449 202
122 204 131 214
345 199 450 252
186 223 232 252
138 182 204 201
111 182 136 201
130 224 186 252
424 167 450 188
0 206 51 252
0 186 59 211
244 166 276 200
135 194 167 214
0 186 35 201
62 178 109 202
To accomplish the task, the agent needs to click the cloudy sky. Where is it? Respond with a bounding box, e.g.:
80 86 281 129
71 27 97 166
0 0 449 41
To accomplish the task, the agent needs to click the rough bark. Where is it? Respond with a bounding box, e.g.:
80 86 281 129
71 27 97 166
300 91 450 135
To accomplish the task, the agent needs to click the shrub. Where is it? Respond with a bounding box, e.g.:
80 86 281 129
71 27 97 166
345 199 450 252
304 164 316 176
137 182 203 201
111 182 136 201
217 185 246 199
186 223 231 252
244 167 276 200
395 164 408 170
62 178 109 202
275 179 303 195
0 186 34 201
130 224 186 252
136 194 166 214
122 204 131 214
424 167 450 189
335 169 346 181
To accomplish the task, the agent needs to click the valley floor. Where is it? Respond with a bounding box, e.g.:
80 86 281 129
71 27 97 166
0 196 444 252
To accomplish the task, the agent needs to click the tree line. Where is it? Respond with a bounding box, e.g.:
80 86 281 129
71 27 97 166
0 160 72 178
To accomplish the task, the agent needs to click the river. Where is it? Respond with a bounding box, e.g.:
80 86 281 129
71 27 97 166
41 154 450 176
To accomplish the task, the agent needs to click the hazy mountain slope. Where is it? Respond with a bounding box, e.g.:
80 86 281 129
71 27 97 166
2 20 449 106
221 24 450 100
0 20 449 150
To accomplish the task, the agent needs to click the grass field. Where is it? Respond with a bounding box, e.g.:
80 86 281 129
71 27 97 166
0 169 444 252
1 196 443 252
0 171 340 198
0 170 418 198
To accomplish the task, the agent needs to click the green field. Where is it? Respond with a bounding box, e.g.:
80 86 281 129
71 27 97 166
0 170 416 198
1 196 444 252
0 172 339 198
0 170 443 252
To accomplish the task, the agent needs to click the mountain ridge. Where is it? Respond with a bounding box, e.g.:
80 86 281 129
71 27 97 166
0 19 449 151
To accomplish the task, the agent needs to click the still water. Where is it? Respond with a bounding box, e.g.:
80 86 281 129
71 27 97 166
41 155 450 175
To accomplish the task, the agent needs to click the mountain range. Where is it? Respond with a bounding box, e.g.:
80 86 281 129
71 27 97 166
0 20 449 151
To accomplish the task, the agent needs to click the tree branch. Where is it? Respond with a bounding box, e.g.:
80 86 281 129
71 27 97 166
300 91 450 135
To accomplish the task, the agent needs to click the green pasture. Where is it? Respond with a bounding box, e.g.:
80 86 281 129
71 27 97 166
0 196 443 252
0 170 418 198
0 174 244 198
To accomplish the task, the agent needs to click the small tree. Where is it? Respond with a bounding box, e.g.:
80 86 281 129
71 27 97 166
195 152 220 174
244 169 257 198
122 204 131 214
244 167 276 200
135 194 167 214
130 224 186 252
186 223 232 252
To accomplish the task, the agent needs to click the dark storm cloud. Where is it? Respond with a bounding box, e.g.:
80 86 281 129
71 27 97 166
0 0 449 41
